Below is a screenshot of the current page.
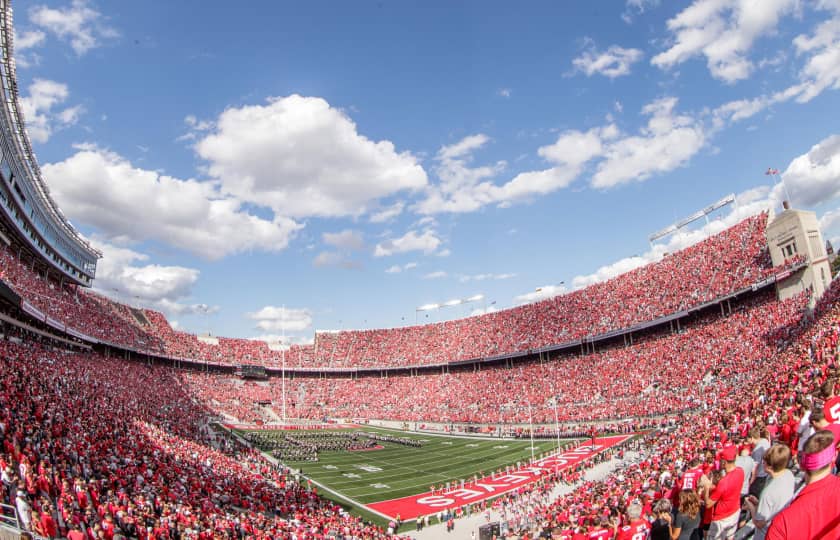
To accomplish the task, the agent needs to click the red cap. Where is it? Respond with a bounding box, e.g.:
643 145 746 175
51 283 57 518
720 446 737 461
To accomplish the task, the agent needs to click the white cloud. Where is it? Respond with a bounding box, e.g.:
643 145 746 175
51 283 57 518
459 273 516 283
470 305 499 316
194 94 427 219
15 29 46 49
515 284 568 304
19 79 83 143
29 0 118 55
250 334 314 346
322 229 364 251
417 101 702 212
591 97 706 188
651 0 798 83
623 0 661 23
92 241 213 317
247 306 313 333
572 43 644 78
571 185 778 290
781 134 840 206
498 88 512 98
374 230 442 257
792 5 840 103
369 201 405 223
41 147 302 260
385 261 418 274
416 131 589 214
820 207 840 234
422 271 447 280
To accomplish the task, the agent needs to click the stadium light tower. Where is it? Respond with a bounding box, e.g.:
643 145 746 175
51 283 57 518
552 391 562 462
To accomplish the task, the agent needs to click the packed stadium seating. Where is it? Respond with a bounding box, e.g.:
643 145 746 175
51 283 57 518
0 214 804 370
180 289 806 425
0 204 836 539
0 337 403 539
478 280 840 537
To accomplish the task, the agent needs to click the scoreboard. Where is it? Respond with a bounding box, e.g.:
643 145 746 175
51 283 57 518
235 364 267 379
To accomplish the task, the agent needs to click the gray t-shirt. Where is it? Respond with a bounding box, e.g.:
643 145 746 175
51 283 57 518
752 438 771 478
735 454 756 495
754 469 795 540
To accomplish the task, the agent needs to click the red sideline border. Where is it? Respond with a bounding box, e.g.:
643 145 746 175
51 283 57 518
367 434 633 520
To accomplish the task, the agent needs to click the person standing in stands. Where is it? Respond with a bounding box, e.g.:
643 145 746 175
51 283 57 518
704 446 743 540
766 430 840 540
742 444 794 540
615 503 649 540
748 427 771 498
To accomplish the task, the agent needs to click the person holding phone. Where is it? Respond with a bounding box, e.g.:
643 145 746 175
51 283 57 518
742 444 794 540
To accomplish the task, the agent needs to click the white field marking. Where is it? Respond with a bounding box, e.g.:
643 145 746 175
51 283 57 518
353 438 561 477
323 465 338 470
332 442 556 495
355 464 383 472
466 443 479 448
440 441 453 445
363 435 632 506
493 445 509 449
342 473 362 479
370 483 390 489
298 476 394 522
348 437 602 498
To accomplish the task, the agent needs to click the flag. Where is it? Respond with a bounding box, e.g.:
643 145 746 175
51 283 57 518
765 167 779 175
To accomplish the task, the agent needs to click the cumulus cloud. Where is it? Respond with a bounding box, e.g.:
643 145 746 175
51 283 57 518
369 201 405 223
19 79 83 143
374 230 442 257
29 0 119 55
570 185 779 290
416 131 592 214
572 42 644 78
15 29 46 49
422 270 447 280
92 241 214 317
459 273 516 283
781 134 840 207
417 98 705 211
515 284 568 304
247 306 313 333
792 4 840 103
591 97 705 188
322 229 364 251
41 147 302 260
194 94 427 219
651 0 798 83
385 262 417 274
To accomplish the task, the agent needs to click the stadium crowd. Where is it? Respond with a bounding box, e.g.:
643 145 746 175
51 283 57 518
481 281 840 539
180 290 806 426
0 337 404 539
0 214 807 371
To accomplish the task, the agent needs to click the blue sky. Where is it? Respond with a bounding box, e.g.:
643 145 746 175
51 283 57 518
13 0 840 342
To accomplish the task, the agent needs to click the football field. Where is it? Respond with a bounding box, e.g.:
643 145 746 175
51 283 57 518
232 425 627 523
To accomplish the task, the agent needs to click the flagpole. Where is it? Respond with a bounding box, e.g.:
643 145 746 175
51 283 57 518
776 172 792 205
767 168 792 206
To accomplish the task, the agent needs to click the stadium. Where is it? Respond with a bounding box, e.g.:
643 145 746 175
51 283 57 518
0 1 839 539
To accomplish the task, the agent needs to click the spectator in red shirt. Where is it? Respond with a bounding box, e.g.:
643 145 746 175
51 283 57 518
615 503 649 540
704 446 743 540
766 430 840 540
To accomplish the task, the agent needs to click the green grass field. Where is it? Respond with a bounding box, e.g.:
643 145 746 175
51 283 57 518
235 426 578 523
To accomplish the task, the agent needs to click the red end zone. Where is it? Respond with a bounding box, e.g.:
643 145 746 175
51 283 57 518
366 434 633 520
